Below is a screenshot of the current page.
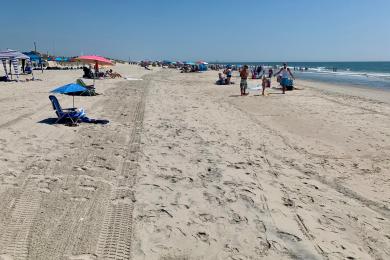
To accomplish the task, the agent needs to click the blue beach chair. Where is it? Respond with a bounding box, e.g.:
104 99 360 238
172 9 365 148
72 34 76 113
49 95 86 124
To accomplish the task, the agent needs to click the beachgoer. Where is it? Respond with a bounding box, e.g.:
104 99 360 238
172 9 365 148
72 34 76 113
240 65 249 96
224 66 232 84
261 76 270 96
274 63 295 94
256 66 262 76
268 68 273 78
217 73 226 85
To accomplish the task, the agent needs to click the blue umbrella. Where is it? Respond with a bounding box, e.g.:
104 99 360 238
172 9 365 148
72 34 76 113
51 83 87 107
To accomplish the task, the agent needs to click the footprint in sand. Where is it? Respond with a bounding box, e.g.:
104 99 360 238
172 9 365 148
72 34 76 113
196 232 210 244
282 197 295 207
198 213 216 223
277 231 302 242
228 210 248 224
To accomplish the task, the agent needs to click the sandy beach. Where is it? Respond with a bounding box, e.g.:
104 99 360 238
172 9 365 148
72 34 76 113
0 64 389 260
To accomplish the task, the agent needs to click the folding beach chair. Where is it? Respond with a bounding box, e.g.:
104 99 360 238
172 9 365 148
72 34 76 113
76 79 96 96
49 95 86 124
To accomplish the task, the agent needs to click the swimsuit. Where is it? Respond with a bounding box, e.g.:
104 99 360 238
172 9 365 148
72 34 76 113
240 78 248 90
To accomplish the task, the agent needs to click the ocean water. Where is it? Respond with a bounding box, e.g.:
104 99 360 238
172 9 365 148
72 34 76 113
216 62 390 90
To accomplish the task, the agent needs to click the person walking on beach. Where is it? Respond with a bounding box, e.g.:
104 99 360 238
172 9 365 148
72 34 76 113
240 65 249 96
262 76 270 96
274 63 295 94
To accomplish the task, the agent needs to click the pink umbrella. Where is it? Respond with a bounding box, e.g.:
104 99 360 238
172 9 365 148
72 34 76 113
75 55 113 65
75 55 114 85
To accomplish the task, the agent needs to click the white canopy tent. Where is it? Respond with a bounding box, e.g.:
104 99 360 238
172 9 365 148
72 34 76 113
0 49 31 81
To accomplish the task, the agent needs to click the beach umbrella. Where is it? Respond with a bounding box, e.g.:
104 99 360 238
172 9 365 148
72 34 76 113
51 83 87 107
75 55 113 68
74 55 113 85
185 62 195 65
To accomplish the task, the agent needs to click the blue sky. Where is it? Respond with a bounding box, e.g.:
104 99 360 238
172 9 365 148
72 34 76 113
2 0 390 61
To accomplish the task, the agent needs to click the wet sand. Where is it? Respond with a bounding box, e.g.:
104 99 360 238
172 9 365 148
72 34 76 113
0 65 389 259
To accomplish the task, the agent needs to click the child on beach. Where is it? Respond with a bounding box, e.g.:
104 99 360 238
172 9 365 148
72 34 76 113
240 65 249 96
261 76 270 96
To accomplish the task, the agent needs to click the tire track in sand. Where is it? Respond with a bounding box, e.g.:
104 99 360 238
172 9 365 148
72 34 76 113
0 180 40 260
96 77 148 260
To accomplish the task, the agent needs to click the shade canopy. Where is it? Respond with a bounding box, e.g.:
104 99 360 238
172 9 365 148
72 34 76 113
75 55 113 66
0 49 30 60
23 52 41 62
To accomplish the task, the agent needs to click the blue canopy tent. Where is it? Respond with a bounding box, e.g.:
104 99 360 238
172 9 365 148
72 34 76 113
23 52 44 73
23 52 42 63
198 64 208 71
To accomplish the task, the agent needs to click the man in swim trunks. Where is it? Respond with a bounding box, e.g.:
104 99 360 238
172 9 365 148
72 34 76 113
240 65 249 96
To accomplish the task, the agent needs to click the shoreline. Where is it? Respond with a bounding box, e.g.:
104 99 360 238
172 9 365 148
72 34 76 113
295 78 390 104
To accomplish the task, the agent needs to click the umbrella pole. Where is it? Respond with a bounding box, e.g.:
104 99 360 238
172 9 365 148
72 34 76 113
73 95 75 108
94 61 98 87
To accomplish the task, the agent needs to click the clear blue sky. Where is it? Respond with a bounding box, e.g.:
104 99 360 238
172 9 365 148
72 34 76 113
2 0 390 61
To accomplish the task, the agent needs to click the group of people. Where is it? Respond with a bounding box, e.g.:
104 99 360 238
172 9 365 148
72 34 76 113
216 63 295 96
239 63 295 95
216 67 233 85
82 66 122 79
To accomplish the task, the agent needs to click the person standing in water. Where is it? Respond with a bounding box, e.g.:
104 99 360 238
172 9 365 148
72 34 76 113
274 63 295 94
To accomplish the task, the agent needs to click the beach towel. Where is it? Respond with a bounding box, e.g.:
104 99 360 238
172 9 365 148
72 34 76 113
125 77 143 81
247 84 262 91
81 117 109 124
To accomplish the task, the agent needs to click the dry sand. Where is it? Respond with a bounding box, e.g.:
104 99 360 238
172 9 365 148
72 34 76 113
0 65 389 260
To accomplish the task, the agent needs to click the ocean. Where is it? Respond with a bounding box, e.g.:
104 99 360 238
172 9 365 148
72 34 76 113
215 62 390 90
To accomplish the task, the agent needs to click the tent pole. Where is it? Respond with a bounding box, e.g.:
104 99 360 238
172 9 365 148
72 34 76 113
31 61 35 80
9 60 12 80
